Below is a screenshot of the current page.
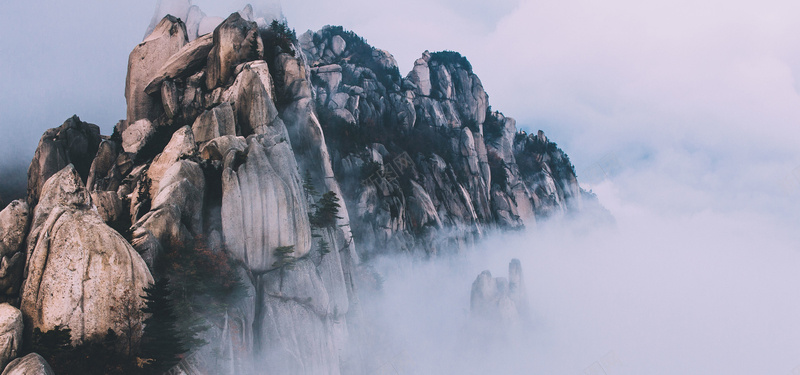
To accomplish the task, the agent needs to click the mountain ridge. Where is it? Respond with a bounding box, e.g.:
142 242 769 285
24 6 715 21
0 8 607 374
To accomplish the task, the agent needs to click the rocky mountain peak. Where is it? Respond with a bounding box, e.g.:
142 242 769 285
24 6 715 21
0 5 606 373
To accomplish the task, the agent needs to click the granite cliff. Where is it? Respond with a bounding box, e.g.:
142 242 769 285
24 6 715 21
0 4 603 374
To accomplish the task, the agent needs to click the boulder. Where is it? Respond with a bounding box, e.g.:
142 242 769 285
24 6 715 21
221 136 311 272
192 102 236 143
199 135 247 161
121 119 155 155
0 201 29 299
0 304 22 370
330 35 346 56
1 353 54 375
126 15 187 124
144 33 214 95
21 166 153 345
27 116 101 204
205 13 263 90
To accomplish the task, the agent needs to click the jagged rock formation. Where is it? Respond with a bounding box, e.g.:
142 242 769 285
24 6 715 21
0 304 22 371
0 353 53 375
470 259 529 326
4 6 597 374
296 27 588 257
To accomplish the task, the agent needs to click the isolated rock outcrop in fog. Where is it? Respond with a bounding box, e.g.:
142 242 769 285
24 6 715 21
471 259 529 325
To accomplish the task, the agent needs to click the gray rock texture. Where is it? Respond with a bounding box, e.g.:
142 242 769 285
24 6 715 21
0 304 23 370
1 353 54 375
20 166 153 345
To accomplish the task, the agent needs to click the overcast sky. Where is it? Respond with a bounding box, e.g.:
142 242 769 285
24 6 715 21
1 1 800 372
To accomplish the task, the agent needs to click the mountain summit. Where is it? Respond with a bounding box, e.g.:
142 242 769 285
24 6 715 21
0 5 602 374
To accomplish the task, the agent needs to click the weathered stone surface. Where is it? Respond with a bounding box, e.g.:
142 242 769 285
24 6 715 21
86 140 120 192
192 102 236 143
330 35 346 56
224 61 282 137
145 33 214 95
221 136 311 272
407 51 431 96
126 15 187 124
205 13 263 90
161 80 179 119
0 201 29 299
147 126 196 198
121 119 155 155
90 191 123 223
1 353 54 375
133 159 204 267
199 135 247 161
27 116 101 205
21 166 153 345
256 258 341 375
0 304 22 370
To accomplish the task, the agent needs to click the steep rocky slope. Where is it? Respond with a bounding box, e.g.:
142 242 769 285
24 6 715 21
0 6 601 374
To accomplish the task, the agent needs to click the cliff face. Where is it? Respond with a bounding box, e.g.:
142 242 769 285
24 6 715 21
0 8 596 375
301 27 584 256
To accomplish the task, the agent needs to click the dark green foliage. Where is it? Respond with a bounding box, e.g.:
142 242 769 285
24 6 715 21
429 50 473 73
315 25 401 85
260 19 297 64
26 327 142 375
311 191 342 229
160 235 248 352
272 245 297 270
29 326 71 359
140 278 187 372
318 237 331 256
483 107 504 145
302 169 319 202
249 32 261 60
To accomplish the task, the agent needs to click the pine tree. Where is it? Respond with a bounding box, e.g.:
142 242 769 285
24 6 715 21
312 191 342 228
318 237 331 256
140 278 187 372
272 245 297 270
